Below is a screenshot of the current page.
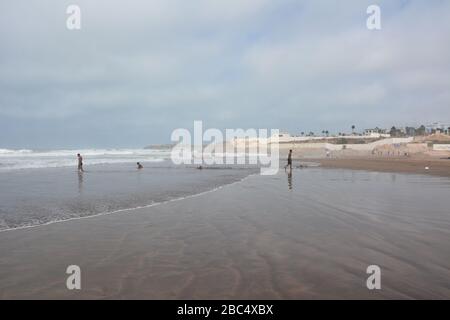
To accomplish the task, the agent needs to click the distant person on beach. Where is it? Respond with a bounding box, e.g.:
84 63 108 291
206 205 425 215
284 149 293 171
77 153 84 172
137 162 143 169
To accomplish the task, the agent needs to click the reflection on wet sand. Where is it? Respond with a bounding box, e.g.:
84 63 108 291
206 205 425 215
287 169 293 190
78 171 83 194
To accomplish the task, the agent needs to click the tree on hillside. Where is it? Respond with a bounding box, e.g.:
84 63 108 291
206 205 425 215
416 125 426 136
390 126 403 137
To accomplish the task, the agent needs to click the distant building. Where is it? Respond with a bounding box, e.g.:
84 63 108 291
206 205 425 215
364 127 390 138
364 127 386 135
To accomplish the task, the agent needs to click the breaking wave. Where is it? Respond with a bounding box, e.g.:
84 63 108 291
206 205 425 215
0 148 170 171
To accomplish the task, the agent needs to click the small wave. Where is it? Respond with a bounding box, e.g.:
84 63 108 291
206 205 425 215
0 148 169 157
0 148 33 154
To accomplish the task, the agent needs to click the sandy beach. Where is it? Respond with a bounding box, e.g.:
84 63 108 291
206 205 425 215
1 167 449 299
314 158 450 178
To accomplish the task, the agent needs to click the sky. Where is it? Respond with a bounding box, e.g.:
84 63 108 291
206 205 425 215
1 0 449 148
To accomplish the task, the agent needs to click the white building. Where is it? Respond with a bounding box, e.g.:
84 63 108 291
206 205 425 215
364 127 390 138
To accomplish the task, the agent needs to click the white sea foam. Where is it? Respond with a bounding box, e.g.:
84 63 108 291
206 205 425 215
0 148 170 171
0 148 33 154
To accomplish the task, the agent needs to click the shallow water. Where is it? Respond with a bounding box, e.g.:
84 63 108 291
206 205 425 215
0 161 255 231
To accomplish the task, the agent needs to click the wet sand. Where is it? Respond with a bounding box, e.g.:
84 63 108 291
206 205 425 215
0 169 449 299
315 157 450 178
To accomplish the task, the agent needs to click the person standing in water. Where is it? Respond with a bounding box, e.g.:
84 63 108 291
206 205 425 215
284 149 293 171
137 162 143 169
77 153 84 172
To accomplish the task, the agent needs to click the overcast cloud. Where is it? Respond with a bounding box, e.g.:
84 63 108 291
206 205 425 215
1 0 449 148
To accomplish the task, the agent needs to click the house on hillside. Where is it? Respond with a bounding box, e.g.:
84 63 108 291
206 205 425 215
364 127 390 138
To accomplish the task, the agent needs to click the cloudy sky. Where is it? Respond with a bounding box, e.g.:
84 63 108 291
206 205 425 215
1 0 449 148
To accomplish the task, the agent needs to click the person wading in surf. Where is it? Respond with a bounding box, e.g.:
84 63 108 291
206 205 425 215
284 149 293 171
77 153 84 172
